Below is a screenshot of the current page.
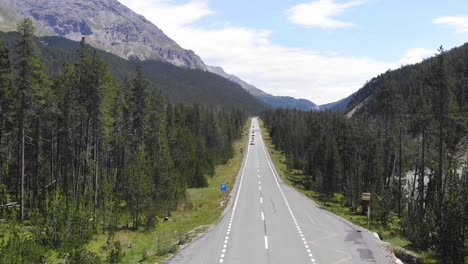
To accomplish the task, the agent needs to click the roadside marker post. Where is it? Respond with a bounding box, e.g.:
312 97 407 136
362 193 371 229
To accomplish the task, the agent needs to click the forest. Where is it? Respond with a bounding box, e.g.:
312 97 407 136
262 47 468 263
0 18 246 262
0 32 265 114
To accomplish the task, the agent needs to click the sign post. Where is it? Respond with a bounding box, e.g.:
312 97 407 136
362 193 371 229
219 183 228 207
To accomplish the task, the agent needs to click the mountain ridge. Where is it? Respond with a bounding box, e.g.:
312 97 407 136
319 95 353 112
0 32 266 114
207 65 319 111
6 0 207 69
340 43 468 118
3 0 319 111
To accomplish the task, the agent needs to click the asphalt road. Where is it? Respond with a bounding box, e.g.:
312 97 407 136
169 118 393 264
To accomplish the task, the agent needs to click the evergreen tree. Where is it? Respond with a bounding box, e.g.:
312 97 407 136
13 18 51 219
0 18 248 258
0 40 12 218
0 40 12 185
131 64 148 143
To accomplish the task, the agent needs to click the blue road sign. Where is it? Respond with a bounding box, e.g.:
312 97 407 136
220 183 227 193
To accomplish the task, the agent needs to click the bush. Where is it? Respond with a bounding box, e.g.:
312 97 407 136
66 249 102 264
106 234 123 263
0 225 48 264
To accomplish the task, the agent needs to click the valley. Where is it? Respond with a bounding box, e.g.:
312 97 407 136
0 1 467 263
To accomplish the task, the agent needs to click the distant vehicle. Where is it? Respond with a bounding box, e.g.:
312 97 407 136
250 141 255 145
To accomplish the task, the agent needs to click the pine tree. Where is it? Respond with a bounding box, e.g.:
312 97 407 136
431 46 449 217
0 40 12 186
0 40 13 218
13 18 48 220
131 64 148 143
128 144 154 229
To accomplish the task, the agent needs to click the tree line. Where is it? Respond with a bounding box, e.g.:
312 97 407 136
262 47 467 263
0 18 246 262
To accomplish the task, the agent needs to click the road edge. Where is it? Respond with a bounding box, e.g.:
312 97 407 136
165 118 253 263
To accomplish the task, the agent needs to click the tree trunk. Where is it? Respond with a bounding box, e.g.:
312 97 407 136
419 130 426 216
19 97 25 220
94 136 98 227
398 115 402 217
0 112 4 185
436 117 443 217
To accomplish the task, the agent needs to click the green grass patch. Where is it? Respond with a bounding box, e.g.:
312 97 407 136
258 119 439 264
87 119 252 263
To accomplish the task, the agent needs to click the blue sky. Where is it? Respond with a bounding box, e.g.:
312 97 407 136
202 0 468 60
120 0 468 104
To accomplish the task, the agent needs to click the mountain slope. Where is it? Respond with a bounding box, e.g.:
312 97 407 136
5 0 316 111
256 95 318 111
0 1 18 32
207 65 319 111
0 0 52 35
206 66 269 97
344 44 468 118
319 95 353 112
9 0 206 69
0 32 266 114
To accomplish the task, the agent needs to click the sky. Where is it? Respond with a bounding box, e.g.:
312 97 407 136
119 0 468 105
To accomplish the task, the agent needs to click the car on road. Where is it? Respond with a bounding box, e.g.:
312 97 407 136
250 141 255 145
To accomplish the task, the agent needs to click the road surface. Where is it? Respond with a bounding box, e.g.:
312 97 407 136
169 118 393 264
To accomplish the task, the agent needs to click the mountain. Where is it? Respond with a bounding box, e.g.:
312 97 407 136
256 96 318 111
6 0 206 69
3 0 316 111
207 65 319 111
319 95 353 112
0 0 52 35
206 66 269 97
0 1 18 32
0 32 266 114
342 44 468 118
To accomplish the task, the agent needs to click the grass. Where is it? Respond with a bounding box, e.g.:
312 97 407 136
258 119 438 264
87 119 251 263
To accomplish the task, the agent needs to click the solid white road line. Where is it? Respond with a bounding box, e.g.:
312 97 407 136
264 235 269 250
219 124 253 264
259 127 318 264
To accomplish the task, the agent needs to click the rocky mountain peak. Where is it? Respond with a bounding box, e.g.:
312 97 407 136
11 0 206 69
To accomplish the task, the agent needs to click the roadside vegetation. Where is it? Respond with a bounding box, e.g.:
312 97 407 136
0 18 247 263
259 120 441 263
87 119 250 263
260 46 468 264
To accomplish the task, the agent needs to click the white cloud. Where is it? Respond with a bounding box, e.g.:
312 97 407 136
433 16 468 34
398 48 436 66
118 0 430 105
122 0 215 28
286 0 363 29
